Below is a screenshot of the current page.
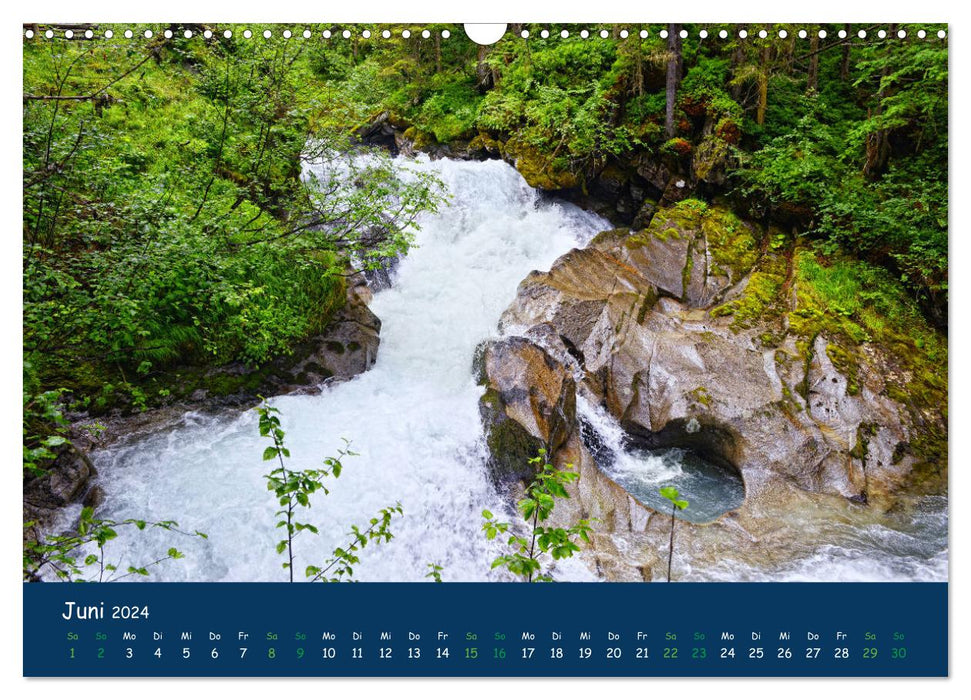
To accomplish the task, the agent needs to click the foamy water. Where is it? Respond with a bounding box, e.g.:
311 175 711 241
80 155 605 582
64 155 946 584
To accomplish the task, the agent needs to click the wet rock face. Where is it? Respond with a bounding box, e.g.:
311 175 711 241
23 441 98 546
480 200 944 579
283 275 381 390
497 203 926 504
476 337 576 486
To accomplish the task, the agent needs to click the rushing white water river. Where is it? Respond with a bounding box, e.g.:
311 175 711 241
83 155 606 582
75 155 946 584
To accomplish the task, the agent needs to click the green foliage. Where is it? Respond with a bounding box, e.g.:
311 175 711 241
25 26 946 389
425 562 444 582
23 31 444 412
734 34 948 312
257 401 401 582
23 371 69 478
304 22 947 319
660 486 689 512
23 506 206 582
482 449 592 582
414 79 481 142
660 486 689 583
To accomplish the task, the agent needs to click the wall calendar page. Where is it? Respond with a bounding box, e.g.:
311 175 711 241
18 9 952 688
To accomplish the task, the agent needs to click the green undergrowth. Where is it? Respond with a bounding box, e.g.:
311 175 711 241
710 252 787 332
793 253 946 402
627 200 760 285
794 251 947 479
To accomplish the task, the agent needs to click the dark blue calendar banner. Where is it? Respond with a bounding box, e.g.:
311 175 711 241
23 582 947 677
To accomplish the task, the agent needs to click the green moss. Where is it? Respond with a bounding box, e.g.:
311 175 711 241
702 206 760 279
757 327 786 347
850 422 878 461
636 288 659 324
629 202 758 286
826 343 860 395
711 267 785 332
792 250 946 407
786 250 947 484
410 128 437 151
468 131 503 155
687 386 713 408
776 383 805 419
626 199 708 247
480 388 543 484
692 135 729 181
504 135 580 190
590 228 630 248
794 336 816 401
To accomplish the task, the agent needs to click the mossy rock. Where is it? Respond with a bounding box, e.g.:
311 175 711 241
687 386 713 408
468 130 503 156
504 135 580 190
402 126 436 151
711 265 786 332
479 387 546 486
825 343 860 395
692 135 730 184
701 206 760 280
625 201 699 246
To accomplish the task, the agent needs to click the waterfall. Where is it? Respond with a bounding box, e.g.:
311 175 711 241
82 156 607 582
69 154 946 584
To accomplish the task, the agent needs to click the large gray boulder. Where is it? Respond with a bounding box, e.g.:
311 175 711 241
480 201 947 580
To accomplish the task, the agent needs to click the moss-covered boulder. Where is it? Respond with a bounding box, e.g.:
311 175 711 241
475 336 577 485
486 199 947 579
502 135 581 191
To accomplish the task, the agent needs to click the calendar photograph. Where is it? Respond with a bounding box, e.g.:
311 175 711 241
22 21 948 586
21 20 949 678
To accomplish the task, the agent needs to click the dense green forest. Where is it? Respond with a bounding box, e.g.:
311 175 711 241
23 23 947 463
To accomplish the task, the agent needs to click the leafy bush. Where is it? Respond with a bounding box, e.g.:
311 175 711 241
482 450 592 582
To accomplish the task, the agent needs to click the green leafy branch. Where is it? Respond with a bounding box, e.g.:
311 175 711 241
257 400 402 583
23 383 70 478
482 449 593 582
23 506 207 582
425 562 444 583
305 503 403 583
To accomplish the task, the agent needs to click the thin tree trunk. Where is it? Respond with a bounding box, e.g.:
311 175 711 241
730 25 747 101
475 45 493 91
666 506 676 582
840 23 852 81
864 24 896 178
807 33 820 93
665 24 682 139
756 44 770 126
781 31 794 75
